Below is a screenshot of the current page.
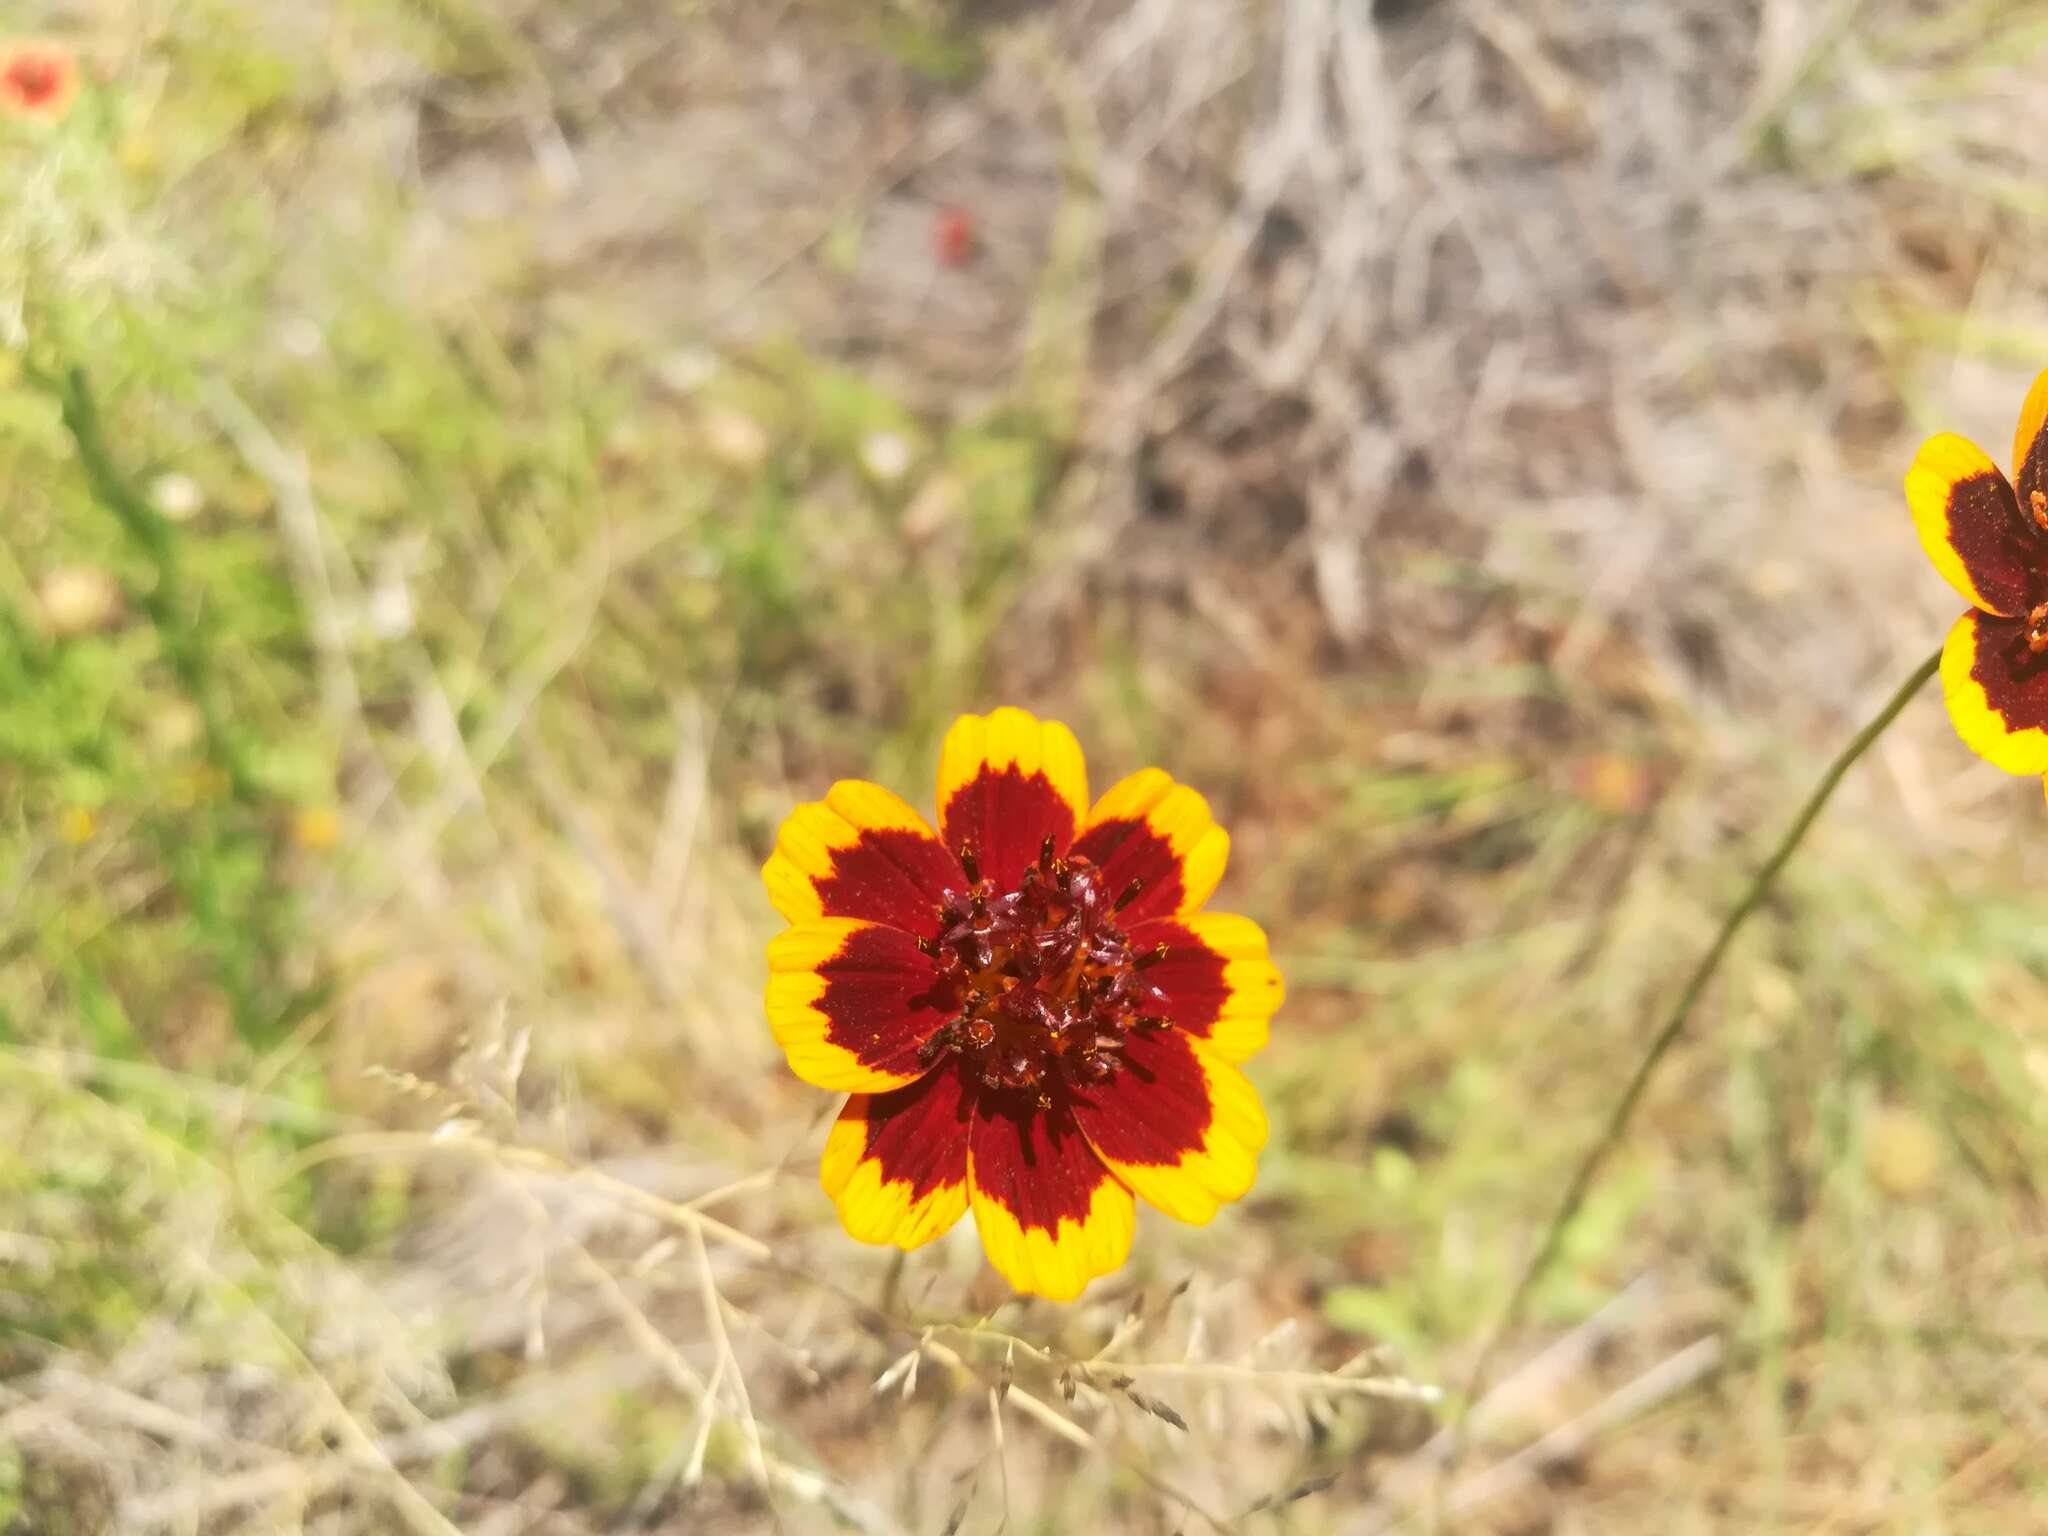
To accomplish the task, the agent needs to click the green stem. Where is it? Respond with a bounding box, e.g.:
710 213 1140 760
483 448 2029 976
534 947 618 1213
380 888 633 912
40 364 259 803
1460 643 1943 1418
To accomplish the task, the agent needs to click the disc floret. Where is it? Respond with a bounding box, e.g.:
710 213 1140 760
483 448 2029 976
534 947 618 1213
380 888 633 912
918 838 1171 1106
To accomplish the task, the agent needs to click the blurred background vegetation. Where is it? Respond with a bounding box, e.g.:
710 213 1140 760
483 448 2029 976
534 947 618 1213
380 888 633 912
6 0 2048 1530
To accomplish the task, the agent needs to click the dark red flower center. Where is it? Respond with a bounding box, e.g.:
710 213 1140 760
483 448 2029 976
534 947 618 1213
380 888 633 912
5 54 64 108
916 838 1171 1107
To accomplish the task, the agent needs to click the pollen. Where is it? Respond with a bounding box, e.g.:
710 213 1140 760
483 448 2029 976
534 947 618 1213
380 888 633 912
2033 489 2048 535
917 837 1173 1104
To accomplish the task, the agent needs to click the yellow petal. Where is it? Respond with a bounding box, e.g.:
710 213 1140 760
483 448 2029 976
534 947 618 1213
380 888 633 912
821 1071 971 1249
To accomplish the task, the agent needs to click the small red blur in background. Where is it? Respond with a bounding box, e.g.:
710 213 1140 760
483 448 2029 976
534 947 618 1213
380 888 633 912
932 205 978 269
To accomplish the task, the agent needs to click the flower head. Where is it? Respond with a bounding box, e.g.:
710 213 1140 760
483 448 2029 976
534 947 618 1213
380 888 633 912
762 708 1283 1300
1907 368 2048 784
0 41 80 122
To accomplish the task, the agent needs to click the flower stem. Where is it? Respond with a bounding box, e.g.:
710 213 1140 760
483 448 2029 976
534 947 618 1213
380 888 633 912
1459 643 1943 1420
34 363 259 802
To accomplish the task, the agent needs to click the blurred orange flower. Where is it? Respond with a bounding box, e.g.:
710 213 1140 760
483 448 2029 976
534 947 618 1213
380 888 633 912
0 41 79 122
291 806 343 853
1906 368 2048 786
761 708 1282 1300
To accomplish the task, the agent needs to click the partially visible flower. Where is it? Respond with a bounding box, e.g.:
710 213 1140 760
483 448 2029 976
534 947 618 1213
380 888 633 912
860 431 911 482
1868 1105 1941 1200
0 41 80 122
147 701 205 754
1573 752 1654 816
1906 368 2048 783
36 564 122 637
56 806 95 844
291 806 343 852
933 205 977 268
700 407 769 472
762 710 1282 1300
151 473 205 522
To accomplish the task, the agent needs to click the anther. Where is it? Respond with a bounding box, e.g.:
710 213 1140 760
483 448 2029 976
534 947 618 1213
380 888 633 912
2032 489 2048 534
958 843 980 885
1135 942 1170 969
2030 601 2048 655
1114 879 1144 913
1039 835 1056 869
915 935 938 956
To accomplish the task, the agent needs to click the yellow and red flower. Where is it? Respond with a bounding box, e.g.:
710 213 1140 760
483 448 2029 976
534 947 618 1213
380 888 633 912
762 708 1283 1300
1907 368 2048 782
0 41 79 122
